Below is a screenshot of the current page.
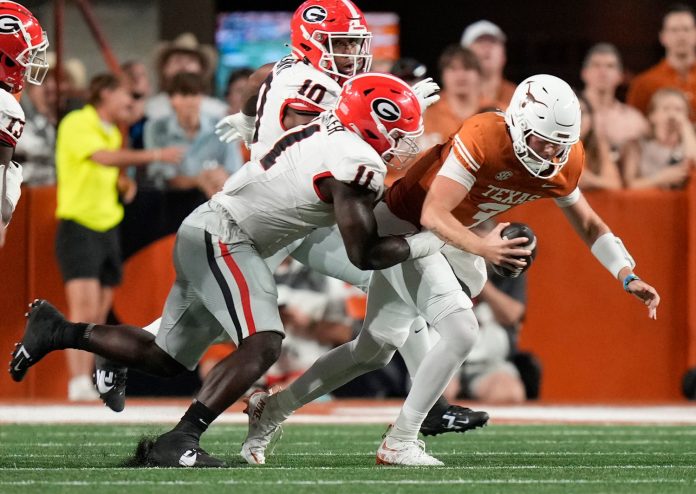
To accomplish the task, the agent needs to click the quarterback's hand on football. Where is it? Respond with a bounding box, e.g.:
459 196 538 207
479 222 532 270
412 77 440 111
215 112 256 147
626 278 660 320
0 161 22 224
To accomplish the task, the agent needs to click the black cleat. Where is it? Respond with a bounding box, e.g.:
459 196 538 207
9 299 67 382
420 404 490 436
94 355 128 413
145 429 226 468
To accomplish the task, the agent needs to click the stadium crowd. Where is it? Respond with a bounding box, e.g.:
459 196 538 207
5 2 694 404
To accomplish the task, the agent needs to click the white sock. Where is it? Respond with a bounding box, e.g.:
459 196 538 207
397 317 431 379
392 310 478 440
266 331 396 424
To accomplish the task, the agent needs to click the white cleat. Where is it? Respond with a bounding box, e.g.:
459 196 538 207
376 433 444 466
240 390 282 465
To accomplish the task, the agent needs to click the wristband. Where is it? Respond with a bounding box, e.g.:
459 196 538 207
623 273 640 292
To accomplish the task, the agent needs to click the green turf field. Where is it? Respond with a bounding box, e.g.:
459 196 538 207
0 424 694 493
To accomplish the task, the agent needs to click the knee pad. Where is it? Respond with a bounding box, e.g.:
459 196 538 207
433 309 479 360
351 331 397 371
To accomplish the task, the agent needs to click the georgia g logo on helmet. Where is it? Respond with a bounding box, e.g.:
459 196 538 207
0 14 21 35
371 98 401 122
302 5 328 23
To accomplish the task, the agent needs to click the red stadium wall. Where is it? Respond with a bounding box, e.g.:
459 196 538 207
0 184 694 402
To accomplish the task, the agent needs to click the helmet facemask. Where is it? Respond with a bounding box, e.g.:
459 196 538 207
301 25 372 80
372 111 423 169
512 125 573 179
16 28 49 86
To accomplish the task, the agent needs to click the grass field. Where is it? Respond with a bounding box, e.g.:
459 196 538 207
1 423 695 493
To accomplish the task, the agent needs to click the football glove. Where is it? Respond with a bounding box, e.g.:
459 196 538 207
412 77 441 112
215 112 256 147
1 161 22 224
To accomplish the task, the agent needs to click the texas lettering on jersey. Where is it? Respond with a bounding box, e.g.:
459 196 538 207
386 111 584 228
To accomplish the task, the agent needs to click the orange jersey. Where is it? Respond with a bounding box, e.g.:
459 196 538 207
385 111 585 228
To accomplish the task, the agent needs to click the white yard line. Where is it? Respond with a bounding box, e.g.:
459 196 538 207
1 404 695 425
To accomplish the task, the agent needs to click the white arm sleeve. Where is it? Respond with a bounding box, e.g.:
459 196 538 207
554 187 581 208
437 150 476 190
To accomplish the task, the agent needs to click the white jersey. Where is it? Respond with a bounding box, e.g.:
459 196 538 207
251 55 341 161
0 88 24 148
213 111 385 258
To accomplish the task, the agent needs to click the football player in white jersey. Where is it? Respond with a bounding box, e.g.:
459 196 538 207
102 0 488 437
0 1 48 246
9 73 447 467
214 0 489 437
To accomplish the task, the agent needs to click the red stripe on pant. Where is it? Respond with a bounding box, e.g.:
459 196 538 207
218 241 257 335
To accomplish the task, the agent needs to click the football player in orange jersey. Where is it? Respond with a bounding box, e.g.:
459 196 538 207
241 74 659 467
395 74 659 315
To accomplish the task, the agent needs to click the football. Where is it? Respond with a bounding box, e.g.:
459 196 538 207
491 222 537 278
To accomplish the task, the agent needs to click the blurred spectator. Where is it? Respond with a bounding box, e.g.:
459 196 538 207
224 67 253 113
420 45 483 148
623 88 696 189
581 43 649 172
627 4 696 119
122 60 152 151
55 73 182 400
390 57 428 85
145 33 227 121
15 68 73 185
577 96 623 190
223 67 253 163
145 72 244 198
461 20 516 109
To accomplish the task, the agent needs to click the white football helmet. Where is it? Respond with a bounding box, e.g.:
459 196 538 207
505 74 581 179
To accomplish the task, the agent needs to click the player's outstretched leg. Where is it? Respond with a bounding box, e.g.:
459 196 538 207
400 318 490 436
143 331 283 468
9 300 69 382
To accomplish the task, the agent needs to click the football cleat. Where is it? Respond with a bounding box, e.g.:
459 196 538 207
93 355 128 412
376 428 444 466
240 390 283 465
9 299 66 382
146 429 226 468
419 404 489 436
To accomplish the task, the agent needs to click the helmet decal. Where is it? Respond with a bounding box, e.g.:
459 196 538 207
371 98 401 122
302 5 328 23
0 14 20 34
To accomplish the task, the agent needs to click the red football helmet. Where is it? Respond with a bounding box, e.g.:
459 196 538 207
290 0 372 83
335 73 424 168
0 1 48 93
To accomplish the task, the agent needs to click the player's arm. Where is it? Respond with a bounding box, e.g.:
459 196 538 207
420 176 531 269
90 147 182 168
559 190 660 318
0 144 19 226
216 63 274 145
319 178 441 270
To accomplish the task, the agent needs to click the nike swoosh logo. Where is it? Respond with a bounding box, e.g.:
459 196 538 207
13 358 24 372
414 327 424 334
541 183 558 188
95 370 114 394
179 449 198 467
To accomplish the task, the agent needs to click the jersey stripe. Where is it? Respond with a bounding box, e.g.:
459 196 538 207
259 123 321 169
454 135 480 171
218 240 257 336
204 231 244 343
252 70 275 144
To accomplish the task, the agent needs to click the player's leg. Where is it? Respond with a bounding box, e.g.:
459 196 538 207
146 218 284 468
241 268 415 464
